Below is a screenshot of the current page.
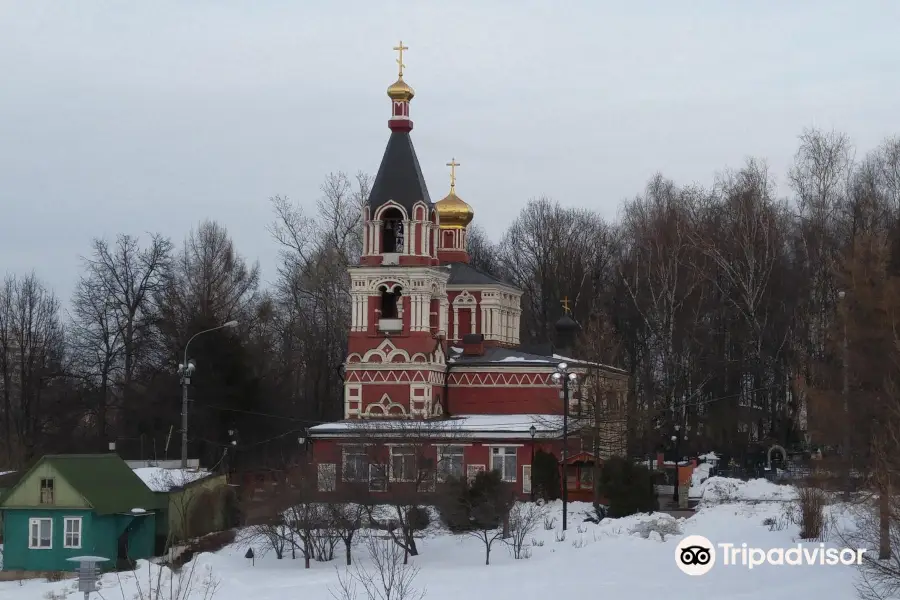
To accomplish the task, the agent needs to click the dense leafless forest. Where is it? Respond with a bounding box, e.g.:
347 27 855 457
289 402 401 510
2 127 900 473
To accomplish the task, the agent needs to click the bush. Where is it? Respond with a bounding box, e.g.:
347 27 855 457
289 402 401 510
597 456 658 517
796 485 827 539
437 470 512 533
532 450 561 501
407 506 431 532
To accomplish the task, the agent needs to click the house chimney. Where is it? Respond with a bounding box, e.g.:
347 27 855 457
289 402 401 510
462 333 485 356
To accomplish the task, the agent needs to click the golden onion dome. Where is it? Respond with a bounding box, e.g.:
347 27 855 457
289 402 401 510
387 77 415 102
435 191 474 229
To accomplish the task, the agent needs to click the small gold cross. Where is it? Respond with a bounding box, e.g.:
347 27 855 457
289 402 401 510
393 41 408 78
446 158 460 192
561 296 571 314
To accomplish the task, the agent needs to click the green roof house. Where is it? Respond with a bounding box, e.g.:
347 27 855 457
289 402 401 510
0 454 159 572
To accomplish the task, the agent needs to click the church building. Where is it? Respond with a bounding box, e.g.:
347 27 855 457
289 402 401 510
308 44 629 501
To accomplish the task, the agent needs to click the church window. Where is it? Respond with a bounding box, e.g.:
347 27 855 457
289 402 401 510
342 445 368 482
437 446 465 481
390 446 417 482
380 286 402 319
382 209 404 253
490 447 517 483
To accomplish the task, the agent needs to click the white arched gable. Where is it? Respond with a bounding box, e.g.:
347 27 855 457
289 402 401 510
374 201 410 221
361 339 412 363
453 290 477 306
365 394 408 417
374 280 404 294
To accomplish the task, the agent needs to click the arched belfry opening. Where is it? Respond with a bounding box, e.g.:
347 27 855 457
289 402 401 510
380 284 402 319
381 208 405 253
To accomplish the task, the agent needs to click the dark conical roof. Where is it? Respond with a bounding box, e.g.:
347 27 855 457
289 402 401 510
368 131 431 213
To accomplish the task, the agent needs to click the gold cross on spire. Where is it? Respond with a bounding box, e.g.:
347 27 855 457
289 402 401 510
561 296 572 314
393 41 408 78
446 158 460 192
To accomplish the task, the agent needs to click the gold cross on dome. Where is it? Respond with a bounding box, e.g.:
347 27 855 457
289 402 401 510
446 158 460 192
393 41 409 78
561 296 571 314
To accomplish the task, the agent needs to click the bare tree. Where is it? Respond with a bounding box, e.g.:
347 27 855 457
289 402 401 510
505 501 545 559
331 534 426 600
69 233 171 440
270 172 370 422
330 501 367 565
0 272 65 463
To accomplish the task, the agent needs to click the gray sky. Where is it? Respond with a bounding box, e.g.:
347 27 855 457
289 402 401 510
1 0 898 307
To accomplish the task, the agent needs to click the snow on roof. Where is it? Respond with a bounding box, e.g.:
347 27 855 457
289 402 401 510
309 414 570 439
133 467 212 492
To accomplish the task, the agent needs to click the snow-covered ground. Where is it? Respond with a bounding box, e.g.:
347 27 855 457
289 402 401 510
0 479 866 600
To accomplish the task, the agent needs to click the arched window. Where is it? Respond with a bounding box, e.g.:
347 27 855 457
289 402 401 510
381 208 404 253
380 285 402 319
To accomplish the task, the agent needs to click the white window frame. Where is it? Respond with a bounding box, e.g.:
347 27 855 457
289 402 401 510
437 445 465 482
317 463 337 492
39 478 54 504
342 446 368 482
490 446 518 483
389 446 417 482
522 465 533 495
29 517 53 549
63 517 82 549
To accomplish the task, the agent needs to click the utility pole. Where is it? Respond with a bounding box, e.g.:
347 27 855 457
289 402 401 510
179 320 239 468
839 290 851 500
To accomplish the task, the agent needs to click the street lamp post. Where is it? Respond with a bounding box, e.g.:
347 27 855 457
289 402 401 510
179 320 239 468
529 424 537 501
552 362 577 531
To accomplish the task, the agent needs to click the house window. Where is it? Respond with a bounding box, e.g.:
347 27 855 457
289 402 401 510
342 446 368 482
390 446 416 482
317 463 336 492
437 446 465 481
491 447 517 483
522 465 533 495
29 518 52 549
369 464 388 492
40 478 54 504
64 517 82 549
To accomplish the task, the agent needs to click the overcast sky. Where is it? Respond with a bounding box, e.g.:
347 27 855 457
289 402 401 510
1 0 898 306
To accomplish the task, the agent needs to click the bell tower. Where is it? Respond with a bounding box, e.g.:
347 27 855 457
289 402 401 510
345 43 451 421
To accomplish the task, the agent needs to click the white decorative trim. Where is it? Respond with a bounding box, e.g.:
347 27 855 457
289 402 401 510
374 201 409 221
487 444 525 448
365 394 408 417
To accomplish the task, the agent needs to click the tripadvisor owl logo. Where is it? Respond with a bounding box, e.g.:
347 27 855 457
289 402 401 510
675 535 716 576
675 534 869 575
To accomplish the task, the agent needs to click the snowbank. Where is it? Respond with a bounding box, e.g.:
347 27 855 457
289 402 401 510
133 467 212 492
696 476 798 505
